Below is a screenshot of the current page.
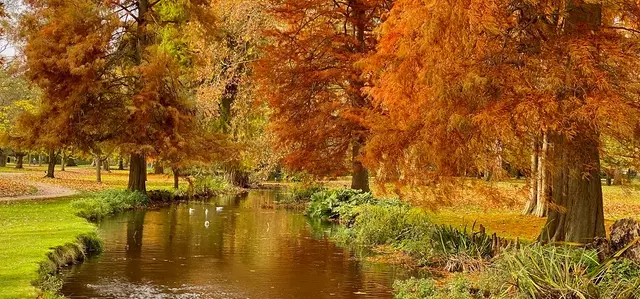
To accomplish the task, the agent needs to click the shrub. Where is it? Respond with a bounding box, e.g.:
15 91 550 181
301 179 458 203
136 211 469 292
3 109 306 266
306 188 377 221
428 225 494 272
73 190 149 221
347 204 431 247
287 184 327 203
190 174 230 197
487 245 640 299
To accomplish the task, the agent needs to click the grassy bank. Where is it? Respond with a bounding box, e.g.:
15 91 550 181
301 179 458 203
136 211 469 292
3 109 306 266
316 179 640 241
302 188 640 299
0 197 97 298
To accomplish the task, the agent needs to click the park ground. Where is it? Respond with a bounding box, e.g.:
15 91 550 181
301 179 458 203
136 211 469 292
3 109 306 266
1 165 640 297
0 165 187 298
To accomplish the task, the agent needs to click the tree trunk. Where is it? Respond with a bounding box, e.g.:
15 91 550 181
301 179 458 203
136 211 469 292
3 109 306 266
128 153 147 192
154 164 164 175
524 140 539 215
95 157 102 183
61 152 66 171
0 151 7 167
46 150 56 178
349 3 370 193
613 168 623 185
118 158 124 170
173 168 179 190
38 154 42 166
16 154 24 169
351 139 370 192
103 158 110 172
534 133 549 217
539 133 605 244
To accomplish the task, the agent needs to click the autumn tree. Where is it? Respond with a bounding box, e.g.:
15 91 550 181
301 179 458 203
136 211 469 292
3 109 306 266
189 0 278 186
90 0 219 192
19 0 119 178
365 0 640 243
257 0 393 192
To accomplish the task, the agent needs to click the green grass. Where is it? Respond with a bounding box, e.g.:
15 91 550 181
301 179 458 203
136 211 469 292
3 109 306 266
0 196 97 298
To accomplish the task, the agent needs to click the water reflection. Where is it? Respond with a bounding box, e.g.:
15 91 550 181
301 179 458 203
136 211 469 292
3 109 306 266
61 190 414 298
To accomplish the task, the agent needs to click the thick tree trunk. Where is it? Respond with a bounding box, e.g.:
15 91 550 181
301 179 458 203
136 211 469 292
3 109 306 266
524 135 549 217
16 154 24 169
173 168 179 190
61 152 66 171
95 157 102 183
37 154 42 166
349 4 370 193
351 139 370 192
118 158 124 170
128 153 147 192
539 133 605 244
46 150 56 178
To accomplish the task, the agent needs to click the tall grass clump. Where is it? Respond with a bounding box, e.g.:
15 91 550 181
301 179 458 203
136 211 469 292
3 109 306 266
287 184 327 203
73 190 149 221
306 188 377 221
428 225 494 272
190 174 231 197
345 204 431 247
486 245 640 299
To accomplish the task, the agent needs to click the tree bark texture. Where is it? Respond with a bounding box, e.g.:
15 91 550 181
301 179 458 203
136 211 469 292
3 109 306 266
128 153 147 192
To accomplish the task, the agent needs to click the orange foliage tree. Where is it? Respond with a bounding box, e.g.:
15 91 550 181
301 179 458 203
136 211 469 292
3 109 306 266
365 0 640 243
19 0 121 178
257 0 393 192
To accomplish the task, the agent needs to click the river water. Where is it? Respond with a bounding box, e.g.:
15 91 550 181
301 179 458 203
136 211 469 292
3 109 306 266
60 190 415 299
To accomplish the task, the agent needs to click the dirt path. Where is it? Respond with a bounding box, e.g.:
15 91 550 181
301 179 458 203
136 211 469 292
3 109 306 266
0 173 77 202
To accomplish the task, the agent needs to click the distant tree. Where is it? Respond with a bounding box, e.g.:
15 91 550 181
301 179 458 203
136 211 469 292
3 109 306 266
257 0 393 192
365 0 640 243
190 0 277 186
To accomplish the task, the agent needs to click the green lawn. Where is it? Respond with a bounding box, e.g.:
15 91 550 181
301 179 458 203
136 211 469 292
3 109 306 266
0 197 96 298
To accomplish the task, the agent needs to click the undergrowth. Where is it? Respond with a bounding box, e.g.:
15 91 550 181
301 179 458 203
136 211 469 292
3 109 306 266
303 188 640 299
72 190 149 221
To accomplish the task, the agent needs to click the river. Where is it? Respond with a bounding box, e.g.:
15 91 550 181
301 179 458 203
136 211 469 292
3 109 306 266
60 190 415 298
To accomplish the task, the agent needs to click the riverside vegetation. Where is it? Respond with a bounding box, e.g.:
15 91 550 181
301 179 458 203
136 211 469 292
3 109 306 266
294 187 640 299
0 170 238 298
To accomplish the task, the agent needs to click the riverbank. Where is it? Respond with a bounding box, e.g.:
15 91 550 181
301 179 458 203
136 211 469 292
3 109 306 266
0 165 245 298
297 187 640 298
0 196 97 298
